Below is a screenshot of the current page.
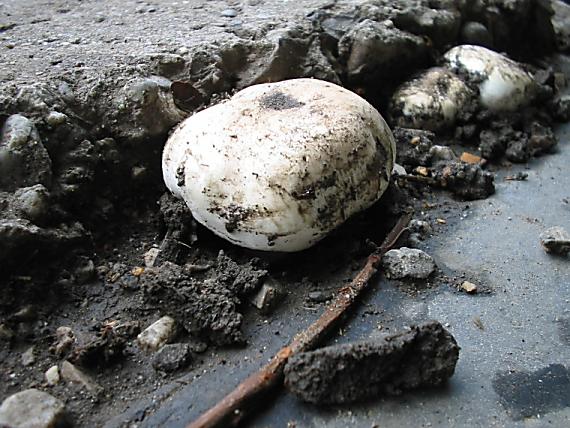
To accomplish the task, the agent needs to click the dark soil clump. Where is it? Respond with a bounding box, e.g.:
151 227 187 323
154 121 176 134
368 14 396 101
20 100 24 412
284 321 459 404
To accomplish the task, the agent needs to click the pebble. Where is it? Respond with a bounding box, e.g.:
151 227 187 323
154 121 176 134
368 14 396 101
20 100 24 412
144 247 160 267
74 258 96 284
382 247 436 279
45 365 60 386
137 316 177 352
60 360 103 396
152 343 192 372
461 21 493 47
308 290 331 303
250 280 284 313
461 281 478 294
430 145 457 163
14 185 50 224
21 346 36 367
540 226 570 255
221 8 238 17
0 389 66 428
45 111 68 127
51 326 75 356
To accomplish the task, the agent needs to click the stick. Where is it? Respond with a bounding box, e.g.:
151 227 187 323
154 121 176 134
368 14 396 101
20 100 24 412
187 213 412 428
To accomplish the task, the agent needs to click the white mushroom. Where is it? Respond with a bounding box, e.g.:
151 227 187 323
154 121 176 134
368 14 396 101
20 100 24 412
389 67 473 131
443 44 536 112
163 78 395 252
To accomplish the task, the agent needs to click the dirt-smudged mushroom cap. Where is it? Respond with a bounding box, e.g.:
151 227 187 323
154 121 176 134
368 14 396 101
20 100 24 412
443 44 536 112
389 67 473 131
162 78 396 252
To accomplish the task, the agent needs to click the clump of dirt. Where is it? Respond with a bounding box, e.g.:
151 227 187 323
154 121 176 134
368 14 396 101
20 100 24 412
139 252 268 346
284 321 459 404
431 162 495 200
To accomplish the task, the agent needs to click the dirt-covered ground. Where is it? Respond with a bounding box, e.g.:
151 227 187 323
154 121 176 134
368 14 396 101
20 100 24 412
1 1 570 427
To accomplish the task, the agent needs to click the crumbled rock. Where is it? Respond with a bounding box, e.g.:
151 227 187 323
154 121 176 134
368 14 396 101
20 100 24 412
392 127 434 167
461 281 478 294
0 114 52 192
0 389 66 428
284 321 460 404
144 247 160 267
527 122 557 156
250 280 285 313
152 343 193 372
13 185 50 225
432 162 495 200
21 346 35 366
430 145 457 164
137 316 177 353
74 257 95 284
71 321 135 367
307 290 331 303
51 326 75 357
60 360 103 396
540 226 570 255
382 247 436 280
45 365 60 386
154 193 195 265
338 19 428 85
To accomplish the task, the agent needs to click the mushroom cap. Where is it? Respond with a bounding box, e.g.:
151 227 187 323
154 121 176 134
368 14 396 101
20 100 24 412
443 44 535 112
163 78 395 252
389 67 473 131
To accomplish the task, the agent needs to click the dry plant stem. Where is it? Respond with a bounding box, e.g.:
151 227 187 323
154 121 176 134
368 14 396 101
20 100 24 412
187 212 412 428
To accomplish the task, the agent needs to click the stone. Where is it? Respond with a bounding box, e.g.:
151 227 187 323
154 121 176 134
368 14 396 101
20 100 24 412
0 114 52 192
60 360 103 396
461 281 478 294
382 247 436 279
307 290 331 303
430 145 457 163
152 343 192 372
74 258 95 284
45 111 68 127
540 226 570 255
137 316 177 352
13 185 50 225
51 326 75 356
461 21 493 47
221 9 238 18
249 280 284 313
144 247 160 267
21 346 35 366
338 19 428 85
45 366 60 386
0 389 66 428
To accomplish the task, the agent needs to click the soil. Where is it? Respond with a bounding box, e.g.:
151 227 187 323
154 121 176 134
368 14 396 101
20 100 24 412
283 321 459 404
0 0 569 427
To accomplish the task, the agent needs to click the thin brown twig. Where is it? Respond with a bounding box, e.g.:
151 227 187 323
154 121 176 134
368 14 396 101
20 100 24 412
186 212 412 428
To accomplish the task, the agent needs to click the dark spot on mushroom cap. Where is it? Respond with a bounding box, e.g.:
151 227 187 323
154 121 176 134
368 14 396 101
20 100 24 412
259 91 305 111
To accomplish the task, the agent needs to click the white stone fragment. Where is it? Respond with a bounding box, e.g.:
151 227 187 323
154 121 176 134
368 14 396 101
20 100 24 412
163 78 396 252
45 365 60 386
389 67 472 131
137 315 177 352
0 389 66 428
443 44 536 112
